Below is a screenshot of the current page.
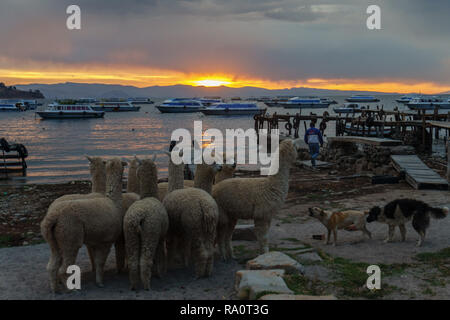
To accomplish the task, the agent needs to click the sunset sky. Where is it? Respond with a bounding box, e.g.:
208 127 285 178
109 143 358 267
1 0 450 93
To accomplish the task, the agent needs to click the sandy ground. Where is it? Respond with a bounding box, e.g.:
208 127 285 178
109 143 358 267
0 184 448 299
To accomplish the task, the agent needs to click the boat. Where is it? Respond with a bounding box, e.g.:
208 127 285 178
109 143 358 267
320 97 338 105
92 100 140 112
333 103 365 113
195 97 223 106
156 99 205 113
395 95 418 104
344 123 392 137
280 97 331 109
345 95 380 103
0 101 24 112
200 103 264 116
434 98 450 109
128 97 154 105
406 96 443 110
36 103 105 119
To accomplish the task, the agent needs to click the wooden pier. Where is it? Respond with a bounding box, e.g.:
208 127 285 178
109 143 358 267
0 138 28 179
391 155 448 190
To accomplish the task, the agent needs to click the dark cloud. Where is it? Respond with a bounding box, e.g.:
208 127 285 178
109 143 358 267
0 0 449 85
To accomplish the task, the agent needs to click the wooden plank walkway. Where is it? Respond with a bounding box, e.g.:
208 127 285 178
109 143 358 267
327 136 403 146
391 155 448 190
427 121 450 130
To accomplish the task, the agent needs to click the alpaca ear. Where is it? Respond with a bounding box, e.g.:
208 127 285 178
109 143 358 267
163 151 171 157
151 154 157 162
86 155 93 163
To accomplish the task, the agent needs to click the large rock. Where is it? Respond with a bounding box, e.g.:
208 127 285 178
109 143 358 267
296 252 323 263
246 251 305 274
259 294 337 300
232 224 257 241
235 269 293 300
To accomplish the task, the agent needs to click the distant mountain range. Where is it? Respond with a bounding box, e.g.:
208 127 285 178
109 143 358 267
14 82 402 99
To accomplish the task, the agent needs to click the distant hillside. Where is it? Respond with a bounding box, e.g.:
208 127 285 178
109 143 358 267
15 82 396 99
0 82 45 99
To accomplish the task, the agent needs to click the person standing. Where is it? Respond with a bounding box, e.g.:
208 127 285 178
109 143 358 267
304 122 323 168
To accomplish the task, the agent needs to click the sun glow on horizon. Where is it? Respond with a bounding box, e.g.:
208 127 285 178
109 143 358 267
1 67 450 94
192 79 232 87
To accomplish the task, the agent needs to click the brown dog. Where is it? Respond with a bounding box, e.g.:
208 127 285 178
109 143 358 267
308 207 371 246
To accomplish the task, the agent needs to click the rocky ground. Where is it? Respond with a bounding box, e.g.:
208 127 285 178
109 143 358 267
0 166 449 299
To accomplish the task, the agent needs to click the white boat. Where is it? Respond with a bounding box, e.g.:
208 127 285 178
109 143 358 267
92 100 140 112
333 103 365 113
406 96 443 110
128 97 154 105
434 98 450 109
280 97 330 109
200 103 263 116
0 100 25 112
36 103 105 119
395 95 417 104
345 95 380 103
195 97 223 106
156 99 205 113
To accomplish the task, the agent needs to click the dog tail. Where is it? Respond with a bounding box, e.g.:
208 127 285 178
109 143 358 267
429 206 448 219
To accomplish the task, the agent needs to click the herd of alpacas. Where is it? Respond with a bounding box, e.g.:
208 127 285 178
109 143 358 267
40 139 299 292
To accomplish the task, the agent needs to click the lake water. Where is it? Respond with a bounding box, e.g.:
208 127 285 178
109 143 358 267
0 95 448 184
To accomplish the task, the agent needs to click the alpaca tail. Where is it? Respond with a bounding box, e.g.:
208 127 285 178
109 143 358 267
40 215 59 254
429 206 448 219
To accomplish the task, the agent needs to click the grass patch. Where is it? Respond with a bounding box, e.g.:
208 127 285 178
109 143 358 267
284 274 327 296
0 235 14 248
280 237 302 243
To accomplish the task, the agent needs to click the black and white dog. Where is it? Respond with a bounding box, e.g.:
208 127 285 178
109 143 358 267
366 199 448 247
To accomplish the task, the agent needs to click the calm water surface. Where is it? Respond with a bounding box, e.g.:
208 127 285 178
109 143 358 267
0 95 447 184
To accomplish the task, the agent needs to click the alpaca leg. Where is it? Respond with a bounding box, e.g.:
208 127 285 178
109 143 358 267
47 251 62 293
254 218 271 254
205 248 215 277
181 235 192 268
155 238 167 277
192 238 208 278
58 248 79 291
93 244 111 288
216 224 227 261
87 246 96 272
361 225 372 239
139 235 158 291
114 235 126 273
125 229 140 290
224 219 238 260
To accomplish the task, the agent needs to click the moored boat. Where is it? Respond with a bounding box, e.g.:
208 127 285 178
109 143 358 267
344 123 391 137
92 100 140 112
200 103 264 116
345 95 380 103
333 103 365 113
36 103 105 119
433 98 450 109
156 99 205 113
0 101 24 112
406 96 443 110
128 97 154 105
395 95 417 104
280 97 330 109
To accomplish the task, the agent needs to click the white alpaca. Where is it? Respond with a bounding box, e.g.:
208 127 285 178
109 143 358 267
41 158 127 292
162 154 220 277
123 156 169 290
212 139 298 260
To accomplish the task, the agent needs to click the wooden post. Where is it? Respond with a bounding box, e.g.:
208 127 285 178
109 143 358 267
447 140 450 182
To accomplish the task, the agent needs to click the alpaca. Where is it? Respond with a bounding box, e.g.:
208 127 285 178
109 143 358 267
40 158 126 292
116 157 141 273
49 156 106 206
123 156 169 290
157 153 236 201
162 157 220 278
47 156 107 272
212 139 298 260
